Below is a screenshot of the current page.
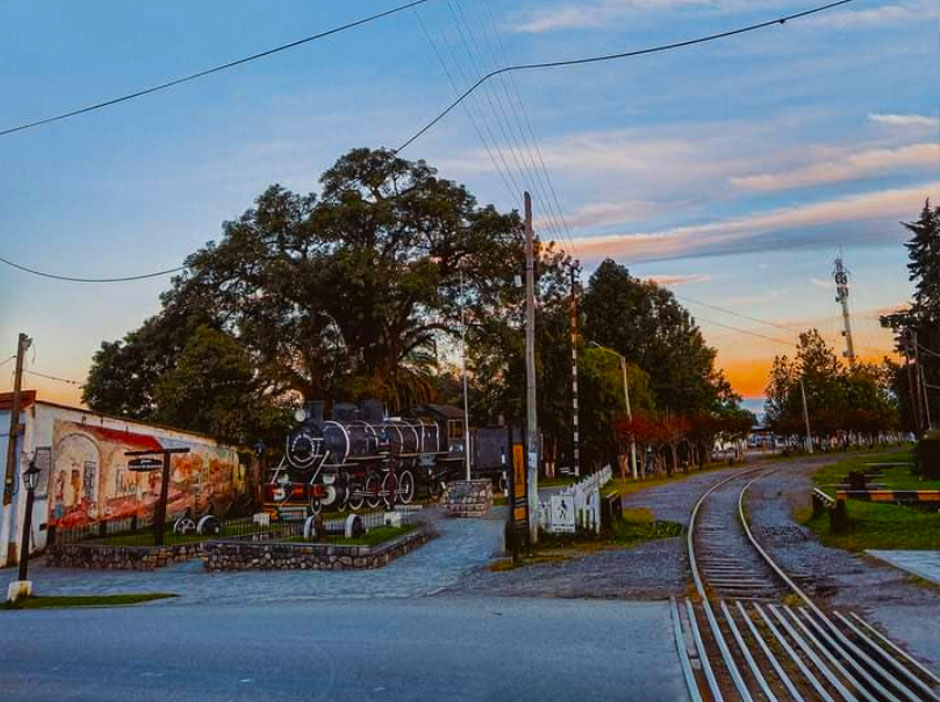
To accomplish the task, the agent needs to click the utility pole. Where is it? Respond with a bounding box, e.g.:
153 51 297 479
4 333 31 506
524 192 539 544
913 331 930 432
620 356 638 479
800 378 813 454
569 267 580 478
833 253 856 364
459 271 472 481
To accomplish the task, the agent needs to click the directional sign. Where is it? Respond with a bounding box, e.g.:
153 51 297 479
128 457 164 471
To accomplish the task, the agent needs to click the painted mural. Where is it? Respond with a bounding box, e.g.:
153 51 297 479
48 420 243 528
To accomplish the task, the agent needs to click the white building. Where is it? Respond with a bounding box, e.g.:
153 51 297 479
0 391 244 567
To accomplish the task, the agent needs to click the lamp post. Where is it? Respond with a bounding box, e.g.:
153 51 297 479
17 460 41 582
590 343 638 480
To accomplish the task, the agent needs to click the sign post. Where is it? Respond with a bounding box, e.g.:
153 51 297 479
125 448 190 546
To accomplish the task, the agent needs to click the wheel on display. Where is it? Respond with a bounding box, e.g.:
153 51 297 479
397 470 415 504
196 515 220 536
173 517 197 535
365 473 382 510
381 472 398 509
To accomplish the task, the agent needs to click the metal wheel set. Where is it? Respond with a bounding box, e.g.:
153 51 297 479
673 467 940 702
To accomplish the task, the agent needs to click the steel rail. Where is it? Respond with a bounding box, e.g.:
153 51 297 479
685 598 724 702
833 611 940 700
719 600 778 702
687 466 770 701
798 608 923 702
736 601 807 702
767 604 860 702
847 611 940 688
754 601 837 702
738 471 940 699
671 597 704 702
790 607 901 702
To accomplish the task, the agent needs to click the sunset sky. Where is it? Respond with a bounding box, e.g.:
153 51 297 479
1 0 937 416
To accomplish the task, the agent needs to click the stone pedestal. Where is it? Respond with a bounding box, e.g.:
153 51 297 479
7 580 32 602
442 479 493 518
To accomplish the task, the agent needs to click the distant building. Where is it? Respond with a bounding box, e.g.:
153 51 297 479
0 391 244 566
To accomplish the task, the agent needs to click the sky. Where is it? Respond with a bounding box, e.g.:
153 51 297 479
1 0 938 416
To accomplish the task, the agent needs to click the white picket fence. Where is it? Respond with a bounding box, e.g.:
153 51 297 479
539 465 613 535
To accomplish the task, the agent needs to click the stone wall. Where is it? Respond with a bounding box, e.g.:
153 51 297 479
47 542 203 570
202 525 432 571
442 479 493 518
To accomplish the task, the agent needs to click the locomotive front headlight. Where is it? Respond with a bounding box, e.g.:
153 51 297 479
294 408 308 423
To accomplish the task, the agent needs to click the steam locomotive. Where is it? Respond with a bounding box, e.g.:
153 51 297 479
263 399 495 520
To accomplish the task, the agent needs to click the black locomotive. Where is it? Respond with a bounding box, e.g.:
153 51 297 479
263 399 478 519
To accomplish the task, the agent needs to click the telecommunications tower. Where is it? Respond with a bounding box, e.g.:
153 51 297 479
833 251 856 363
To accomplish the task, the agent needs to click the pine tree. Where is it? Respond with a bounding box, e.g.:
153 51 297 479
904 200 940 325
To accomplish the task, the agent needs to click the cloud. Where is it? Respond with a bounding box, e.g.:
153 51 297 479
730 143 939 192
564 200 662 228
869 113 940 129
814 1 930 29
571 182 940 262
810 277 833 290
645 273 712 285
512 0 717 33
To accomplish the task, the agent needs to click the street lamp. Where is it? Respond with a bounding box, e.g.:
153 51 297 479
589 342 638 480
18 460 41 582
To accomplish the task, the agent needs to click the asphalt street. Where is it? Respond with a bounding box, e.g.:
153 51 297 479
0 597 690 702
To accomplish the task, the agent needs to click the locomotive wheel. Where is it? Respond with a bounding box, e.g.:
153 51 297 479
308 496 323 516
365 473 382 509
398 470 415 504
381 472 398 509
173 517 196 535
427 473 444 500
347 481 365 512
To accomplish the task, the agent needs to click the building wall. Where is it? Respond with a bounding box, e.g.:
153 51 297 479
0 400 245 566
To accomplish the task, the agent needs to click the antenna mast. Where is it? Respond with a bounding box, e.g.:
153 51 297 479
833 251 856 364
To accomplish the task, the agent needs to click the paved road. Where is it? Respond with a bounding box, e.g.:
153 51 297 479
2 511 506 605
0 597 689 702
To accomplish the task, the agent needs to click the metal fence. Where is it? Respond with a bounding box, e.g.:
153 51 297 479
50 506 425 547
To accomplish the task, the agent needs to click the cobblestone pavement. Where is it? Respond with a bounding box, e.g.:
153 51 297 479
867 549 940 585
745 457 940 670
1 508 506 606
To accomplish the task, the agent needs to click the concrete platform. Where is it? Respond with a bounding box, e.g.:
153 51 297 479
867 550 940 585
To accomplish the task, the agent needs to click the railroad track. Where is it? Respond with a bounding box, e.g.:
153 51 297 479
672 466 940 702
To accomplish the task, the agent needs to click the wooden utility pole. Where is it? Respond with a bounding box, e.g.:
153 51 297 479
800 378 813 454
4 333 31 506
524 192 539 544
569 267 580 478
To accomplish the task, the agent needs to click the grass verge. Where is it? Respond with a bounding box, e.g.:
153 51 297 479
805 448 940 552
2 593 177 610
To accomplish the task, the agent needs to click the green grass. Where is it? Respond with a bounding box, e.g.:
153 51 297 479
812 448 939 494
534 508 682 550
285 524 417 547
2 593 177 610
805 447 940 552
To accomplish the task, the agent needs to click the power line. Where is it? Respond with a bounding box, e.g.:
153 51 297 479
22 369 84 387
0 356 15 368
0 0 435 138
395 0 862 152
692 314 796 347
0 255 186 283
675 294 803 334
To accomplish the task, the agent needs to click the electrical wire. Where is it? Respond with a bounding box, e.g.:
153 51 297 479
0 255 185 283
0 356 16 368
0 0 435 138
675 294 804 333
691 314 797 348
22 369 85 387
395 0 862 152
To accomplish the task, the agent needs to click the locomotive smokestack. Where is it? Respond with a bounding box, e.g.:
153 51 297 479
305 400 325 423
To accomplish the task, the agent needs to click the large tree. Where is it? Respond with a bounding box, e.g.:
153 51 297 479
581 259 735 415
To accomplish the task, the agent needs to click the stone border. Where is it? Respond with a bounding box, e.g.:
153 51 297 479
202 524 433 571
46 542 203 571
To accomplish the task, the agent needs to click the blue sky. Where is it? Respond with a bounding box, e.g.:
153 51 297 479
1 0 937 410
